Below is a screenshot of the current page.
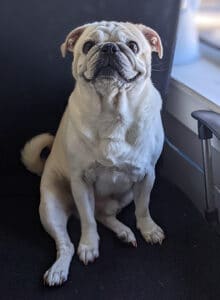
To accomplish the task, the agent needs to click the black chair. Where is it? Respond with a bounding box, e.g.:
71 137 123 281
2 1 220 299
0 0 181 190
192 110 220 225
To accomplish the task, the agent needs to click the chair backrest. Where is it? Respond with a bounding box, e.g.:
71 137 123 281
0 0 180 177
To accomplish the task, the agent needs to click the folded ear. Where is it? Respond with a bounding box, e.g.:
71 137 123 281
60 25 87 58
136 24 163 59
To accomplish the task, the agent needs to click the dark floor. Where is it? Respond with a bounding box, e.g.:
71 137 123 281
1 176 220 300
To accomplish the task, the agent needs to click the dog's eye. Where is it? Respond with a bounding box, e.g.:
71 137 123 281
127 41 139 54
83 41 95 54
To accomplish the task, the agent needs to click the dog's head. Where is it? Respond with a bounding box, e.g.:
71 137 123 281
61 21 163 94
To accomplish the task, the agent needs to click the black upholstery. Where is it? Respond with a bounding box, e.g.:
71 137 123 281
7 1 220 299
2 2 220 299
1 0 181 182
1 178 220 300
192 110 220 140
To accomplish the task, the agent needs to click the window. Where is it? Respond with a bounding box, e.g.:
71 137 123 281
196 0 220 61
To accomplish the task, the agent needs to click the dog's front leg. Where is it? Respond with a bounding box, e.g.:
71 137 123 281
134 168 165 244
71 177 99 264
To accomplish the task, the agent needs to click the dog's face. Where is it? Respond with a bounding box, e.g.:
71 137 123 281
61 21 163 93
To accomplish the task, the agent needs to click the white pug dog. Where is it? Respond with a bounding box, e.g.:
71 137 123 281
21 21 165 286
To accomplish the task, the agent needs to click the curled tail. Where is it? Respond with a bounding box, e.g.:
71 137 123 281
21 133 54 176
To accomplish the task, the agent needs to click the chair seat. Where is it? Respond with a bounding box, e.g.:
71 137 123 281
1 177 220 299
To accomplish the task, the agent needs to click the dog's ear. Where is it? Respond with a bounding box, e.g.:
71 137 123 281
60 25 87 58
136 24 163 59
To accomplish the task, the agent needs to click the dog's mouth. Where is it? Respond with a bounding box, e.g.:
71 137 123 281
83 55 141 83
93 65 140 83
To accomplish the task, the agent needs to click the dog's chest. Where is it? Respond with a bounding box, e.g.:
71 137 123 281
77 103 163 196
96 111 140 165
84 162 146 196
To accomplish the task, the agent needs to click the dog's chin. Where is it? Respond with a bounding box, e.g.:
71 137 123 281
82 66 141 95
94 67 126 90
83 66 140 85
95 66 119 79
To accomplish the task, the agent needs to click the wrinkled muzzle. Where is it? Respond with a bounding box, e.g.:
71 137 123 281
84 42 141 83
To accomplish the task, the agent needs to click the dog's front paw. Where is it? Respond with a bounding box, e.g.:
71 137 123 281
137 217 165 245
43 243 74 286
43 259 69 286
77 243 99 265
77 232 99 265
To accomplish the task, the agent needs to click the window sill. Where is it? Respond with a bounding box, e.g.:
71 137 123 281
166 52 220 152
171 53 220 107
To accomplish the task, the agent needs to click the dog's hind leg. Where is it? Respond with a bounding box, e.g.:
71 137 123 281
96 192 137 247
39 174 74 286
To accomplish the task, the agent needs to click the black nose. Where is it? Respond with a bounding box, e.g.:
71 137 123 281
101 43 118 54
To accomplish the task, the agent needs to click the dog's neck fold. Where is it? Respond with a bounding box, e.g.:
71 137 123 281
72 76 152 115
67 76 161 167
68 77 155 145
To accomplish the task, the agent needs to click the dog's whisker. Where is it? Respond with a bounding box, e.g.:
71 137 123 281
151 60 169 67
152 68 168 72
